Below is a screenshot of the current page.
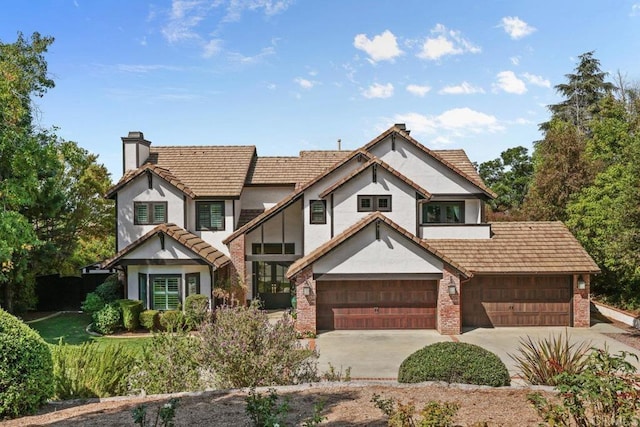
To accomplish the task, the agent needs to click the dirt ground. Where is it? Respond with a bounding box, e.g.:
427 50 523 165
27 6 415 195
3 383 556 426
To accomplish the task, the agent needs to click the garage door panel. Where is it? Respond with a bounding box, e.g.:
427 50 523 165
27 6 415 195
317 280 437 330
462 275 571 327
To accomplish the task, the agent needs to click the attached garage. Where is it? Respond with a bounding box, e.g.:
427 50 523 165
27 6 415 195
316 279 437 330
462 275 572 327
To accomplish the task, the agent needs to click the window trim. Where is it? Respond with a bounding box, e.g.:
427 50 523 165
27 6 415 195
134 201 168 225
150 274 181 311
309 200 327 224
185 273 201 297
357 195 392 212
138 273 148 309
421 201 465 225
196 201 226 231
252 243 295 255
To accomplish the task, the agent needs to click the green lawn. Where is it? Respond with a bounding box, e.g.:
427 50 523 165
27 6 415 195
29 312 150 353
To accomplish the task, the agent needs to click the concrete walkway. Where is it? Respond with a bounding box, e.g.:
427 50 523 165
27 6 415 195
315 323 640 380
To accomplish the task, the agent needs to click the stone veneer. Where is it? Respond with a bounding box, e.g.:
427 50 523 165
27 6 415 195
228 236 246 290
572 273 590 327
437 265 461 335
294 266 316 333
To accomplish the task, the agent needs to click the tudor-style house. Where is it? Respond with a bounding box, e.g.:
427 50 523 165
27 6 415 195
104 124 599 334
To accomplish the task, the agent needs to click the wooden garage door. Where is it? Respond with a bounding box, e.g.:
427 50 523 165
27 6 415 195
462 276 571 327
316 280 437 330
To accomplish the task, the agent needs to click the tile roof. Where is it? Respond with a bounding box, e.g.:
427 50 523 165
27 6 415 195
237 209 264 228
318 157 432 199
223 149 372 244
106 164 196 199
286 212 472 279
246 150 352 185
146 146 256 197
427 221 601 274
102 223 230 269
363 125 497 198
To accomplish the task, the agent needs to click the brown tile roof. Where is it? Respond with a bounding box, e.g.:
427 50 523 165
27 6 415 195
106 164 196 199
102 223 230 269
237 209 264 228
427 221 601 274
146 146 256 197
363 125 497 198
286 212 472 279
223 150 372 244
246 150 352 185
318 157 432 199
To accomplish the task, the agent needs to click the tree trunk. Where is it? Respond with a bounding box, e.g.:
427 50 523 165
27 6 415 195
2 281 13 313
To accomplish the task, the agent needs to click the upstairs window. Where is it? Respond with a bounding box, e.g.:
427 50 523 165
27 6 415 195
197 201 225 231
309 200 326 224
358 195 392 212
422 202 464 224
134 202 167 225
252 243 295 254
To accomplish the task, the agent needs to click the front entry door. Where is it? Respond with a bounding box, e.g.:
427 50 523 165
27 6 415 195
253 261 293 309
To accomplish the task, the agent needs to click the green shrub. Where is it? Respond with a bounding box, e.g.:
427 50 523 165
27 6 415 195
51 340 138 399
199 302 319 388
92 303 122 335
0 308 54 418
94 274 123 302
245 387 290 427
159 310 186 332
81 292 106 315
372 394 459 427
132 397 180 427
398 342 510 387
510 332 591 386
528 348 640 426
140 310 161 331
118 299 143 331
184 294 210 329
129 331 203 395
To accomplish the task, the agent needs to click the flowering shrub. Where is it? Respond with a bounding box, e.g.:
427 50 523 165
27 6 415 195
200 303 318 388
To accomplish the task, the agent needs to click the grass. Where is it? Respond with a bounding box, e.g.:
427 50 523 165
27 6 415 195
29 312 150 353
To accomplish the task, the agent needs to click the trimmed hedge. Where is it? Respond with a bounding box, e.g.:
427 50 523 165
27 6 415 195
140 310 161 331
398 342 510 387
92 303 122 335
0 308 54 418
160 310 186 332
118 299 143 331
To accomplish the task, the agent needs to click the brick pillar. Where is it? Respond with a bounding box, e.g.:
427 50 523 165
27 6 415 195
228 236 247 297
437 265 461 335
573 274 590 328
294 266 316 334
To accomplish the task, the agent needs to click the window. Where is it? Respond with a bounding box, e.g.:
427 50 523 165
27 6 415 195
185 273 200 296
252 243 295 255
357 195 392 212
309 200 326 224
196 201 225 231
422 202 464 224
151 275 181 310
138 273 147 309
134 202 167 225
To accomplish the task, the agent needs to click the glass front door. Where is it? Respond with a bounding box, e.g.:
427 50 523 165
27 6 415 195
253 261 293 309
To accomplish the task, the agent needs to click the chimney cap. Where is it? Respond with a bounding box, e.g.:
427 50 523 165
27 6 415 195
394 123 406 131
127 131 144 139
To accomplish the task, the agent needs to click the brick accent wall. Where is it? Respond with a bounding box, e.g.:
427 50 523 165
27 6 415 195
437 265 461 335
228 236 246 292
573 274 590 328
294 266 316 334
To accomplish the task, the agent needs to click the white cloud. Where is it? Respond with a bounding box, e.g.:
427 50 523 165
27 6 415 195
439 81 485 95
510 56 520 65
353 30 403 63
162 0 207 43
202 39 223 58
494 71 527 94
499 16 536 39
522 72 551 88
631 3 640 16
267 83 277 90
116 64 183 73
228 46 275 64
417 24 481 61
514 118 532 124
390 108 504 141
406 84 431 97
223 0 294 22
294 77 315 89
363 83 394 99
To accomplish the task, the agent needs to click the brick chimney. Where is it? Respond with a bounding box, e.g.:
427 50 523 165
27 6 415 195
121 131 151 173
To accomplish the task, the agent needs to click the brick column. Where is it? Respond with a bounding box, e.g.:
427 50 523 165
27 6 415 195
294 266 316 334
437 265 461 335
573 274 590 328
228 236 247 296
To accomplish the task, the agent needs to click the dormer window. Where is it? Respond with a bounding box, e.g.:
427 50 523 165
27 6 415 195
134 202 167 225
422 202 464 224
358 195 392 212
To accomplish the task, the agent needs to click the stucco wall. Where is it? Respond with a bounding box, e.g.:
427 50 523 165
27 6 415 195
244 199 304 255
421 224 491 239
240 186 294 210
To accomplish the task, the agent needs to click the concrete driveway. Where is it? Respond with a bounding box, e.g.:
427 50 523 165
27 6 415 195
315 321 640 380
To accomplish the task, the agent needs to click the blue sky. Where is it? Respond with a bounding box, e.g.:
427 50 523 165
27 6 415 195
2 1 640 180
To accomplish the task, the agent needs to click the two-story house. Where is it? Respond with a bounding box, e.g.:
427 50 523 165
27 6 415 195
103 124 599 334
